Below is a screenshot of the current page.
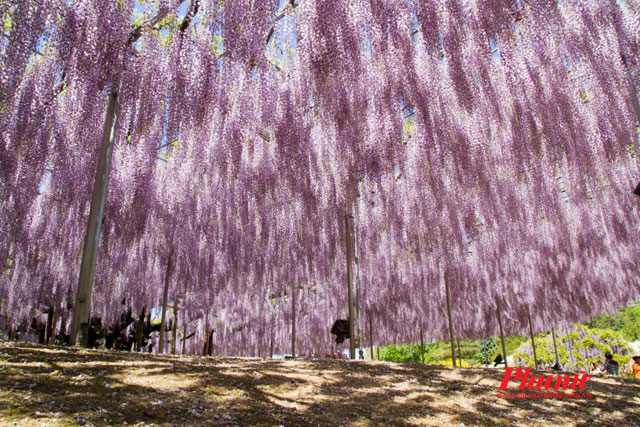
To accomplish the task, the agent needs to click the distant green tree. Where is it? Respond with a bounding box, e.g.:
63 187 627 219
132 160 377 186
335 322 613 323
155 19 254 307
587 305 640 342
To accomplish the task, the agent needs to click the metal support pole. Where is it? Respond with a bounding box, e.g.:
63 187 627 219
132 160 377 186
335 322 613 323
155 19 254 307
353 206 363 360
369 313 374 360
171 298 179 355
420 326 425 364
482 339 488 367
444 270 456 368
291 283 296 358
345 214 356 360
496 296 508 368
527 310 539 369
158 250 173 354
69 89 120 346
551 327 560 368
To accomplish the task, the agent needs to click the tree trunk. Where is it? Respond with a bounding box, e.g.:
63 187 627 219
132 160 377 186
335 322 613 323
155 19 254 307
135 309 145 352
444 269 456 368
207 328 214 356
51 305 60 345
45 307 54 345
202 324 210 356
496 296 508 367
58 311 66 345
69 89 121 346
158 250 173 354
270 335 274 359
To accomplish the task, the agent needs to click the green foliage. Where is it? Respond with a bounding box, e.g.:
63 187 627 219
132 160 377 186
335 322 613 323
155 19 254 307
513 325 632 373
3 7 13 33
378 336 529 367
586 304 640 342
379 342 427 363
377 304 638 369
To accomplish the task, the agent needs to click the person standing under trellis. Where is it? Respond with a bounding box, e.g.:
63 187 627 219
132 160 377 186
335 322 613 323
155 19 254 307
631 356 640 380
603 352 619 376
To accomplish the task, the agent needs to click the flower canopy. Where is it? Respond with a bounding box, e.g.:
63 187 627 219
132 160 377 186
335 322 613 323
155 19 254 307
1 0 640 355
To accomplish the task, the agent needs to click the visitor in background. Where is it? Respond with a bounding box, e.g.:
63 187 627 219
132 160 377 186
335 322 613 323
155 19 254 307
603 352 619 376
493 354 503 367
632 356 640 380
590 362 603 375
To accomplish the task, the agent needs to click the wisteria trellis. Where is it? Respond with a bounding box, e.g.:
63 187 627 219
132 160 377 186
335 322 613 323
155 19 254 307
1 0 640 356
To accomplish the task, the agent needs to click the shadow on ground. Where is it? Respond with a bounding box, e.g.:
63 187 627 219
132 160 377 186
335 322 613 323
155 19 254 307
0 342 638 426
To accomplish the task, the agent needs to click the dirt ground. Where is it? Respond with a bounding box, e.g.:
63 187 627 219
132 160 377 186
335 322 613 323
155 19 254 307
0 342 638 426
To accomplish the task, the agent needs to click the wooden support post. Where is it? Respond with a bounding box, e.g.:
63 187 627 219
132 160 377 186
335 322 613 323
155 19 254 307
527 310 539 369
270 335 274 359
444 270 456 368
457 336 462 366
376 347 380 360
420 326 425 364
158 250 173 354
496 296 508 368
551 327 560 368
69 89 120 346
345 214 356 360
291 283 296 358
171 298 179 355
